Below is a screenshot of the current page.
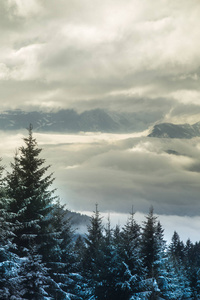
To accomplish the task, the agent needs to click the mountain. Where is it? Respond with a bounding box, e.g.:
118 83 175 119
67 210 90 228
0 109 154 133
148 122 200 138
67 210 90 234
3 108 200 138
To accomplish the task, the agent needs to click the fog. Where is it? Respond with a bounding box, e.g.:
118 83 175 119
1 130 200 242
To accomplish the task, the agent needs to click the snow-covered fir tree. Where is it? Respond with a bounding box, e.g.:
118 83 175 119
184 239 200 298
120 209 147 299
141 207 165 299
168 232 192 299
83 203 104 299
5 125 79 299
0 160 23 299
94 216 127 300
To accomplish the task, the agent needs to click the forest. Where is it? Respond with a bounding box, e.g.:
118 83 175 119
0 126 200 300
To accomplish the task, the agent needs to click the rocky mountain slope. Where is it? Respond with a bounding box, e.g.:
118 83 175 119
0 109 154 133
148 122 200 138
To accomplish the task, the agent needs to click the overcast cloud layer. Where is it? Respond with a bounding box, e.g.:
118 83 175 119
2 130 200 242
0 0 200 124
39 133 200 217
2 130 200 217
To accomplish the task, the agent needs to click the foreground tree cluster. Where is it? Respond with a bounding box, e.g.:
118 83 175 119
0 127 200 299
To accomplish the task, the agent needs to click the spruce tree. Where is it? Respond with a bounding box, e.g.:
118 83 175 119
84 203 104 271
111 225 132 300
141 206 158 278
120 209 146 298
141 207 162 299
5 126 79 299
6 125 56 257
151 221 185 299
0 160 22 299
121 209 142 273
83 204 104 298
46 202 82 300
168 232 192 299
184 240 200 298
0 197 22 299
169 231 185 262
94 216 127 300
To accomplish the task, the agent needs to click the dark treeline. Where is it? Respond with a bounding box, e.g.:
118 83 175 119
0 127 200 299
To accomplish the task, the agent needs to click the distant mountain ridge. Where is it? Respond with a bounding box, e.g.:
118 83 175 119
0 109 152 133
2 109 200 138
148 122 200 138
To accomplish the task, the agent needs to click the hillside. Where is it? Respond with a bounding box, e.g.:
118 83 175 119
0 109 155 133
148 122 200 138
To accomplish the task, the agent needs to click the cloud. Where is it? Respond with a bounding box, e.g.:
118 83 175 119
0 44 43 81
2 130 200 244
25 132 200 216
0 0 199 125
8 0 43 18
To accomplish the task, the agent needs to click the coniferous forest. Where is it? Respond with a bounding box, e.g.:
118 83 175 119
0 127 200 300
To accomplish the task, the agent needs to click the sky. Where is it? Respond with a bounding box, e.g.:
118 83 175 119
1 0 200 120
1 0 200 242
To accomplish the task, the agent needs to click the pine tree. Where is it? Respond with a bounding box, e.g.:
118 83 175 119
141 206 158 278
83 204 104 298
141 207 162 299
0 160 22 299
84 204 103 271
46 203 82 300
111 225 132 300
6 125 56 257
74 235 86 270
151 221 184 299
184 240 200 298
153 221 166 280
73 235 88 299
121 209 142 273
18 247 51 300
94 216 128 300
94 216 114 300
5 126 79 299
120 209 146 298
0 197 22 299
168 232 191 299
169 231 185 262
